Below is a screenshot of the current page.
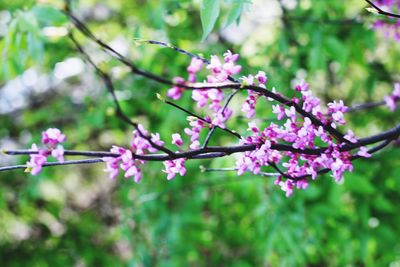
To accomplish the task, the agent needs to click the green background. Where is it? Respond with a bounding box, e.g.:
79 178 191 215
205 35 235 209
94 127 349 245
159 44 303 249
0 0 399 266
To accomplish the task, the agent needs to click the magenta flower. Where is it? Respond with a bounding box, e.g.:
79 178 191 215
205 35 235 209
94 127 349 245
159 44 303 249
255 71 267 85
295 80 309 92
41 128 66 147
172 133 183 147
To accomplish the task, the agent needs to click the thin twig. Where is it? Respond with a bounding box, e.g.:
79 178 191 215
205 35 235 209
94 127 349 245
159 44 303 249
0 158 103 172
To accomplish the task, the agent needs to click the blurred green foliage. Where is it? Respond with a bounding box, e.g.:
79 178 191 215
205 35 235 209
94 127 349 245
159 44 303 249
0 0 399 266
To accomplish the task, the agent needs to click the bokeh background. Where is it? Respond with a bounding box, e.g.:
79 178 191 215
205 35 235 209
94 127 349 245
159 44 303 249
1 0 400 266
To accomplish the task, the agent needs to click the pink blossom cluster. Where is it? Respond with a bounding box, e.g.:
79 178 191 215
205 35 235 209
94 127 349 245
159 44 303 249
384 82 400 111
167 50 242 129
102 125 187 182
241 71 267 118
163 51 376 196
26 128 66 175
235 80 371 196
184 118 207 150
372 0 400 41
103 125 164 182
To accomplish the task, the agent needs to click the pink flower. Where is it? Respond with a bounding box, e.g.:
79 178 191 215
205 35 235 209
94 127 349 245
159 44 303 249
223 61 242 76
150 133 164 152
272 105 285 120
393 83 400 97
192 90 209 108
241 93 257 118
344 130 358 143
331 111 345 125
223 50 239 62
301 91 320 112
385 83 400 111
41 128 66 147
27 154 47 175
279 180 294 197
163 158 187 180
207 55 222 73
211 109 232 128
103 156 120 179
247 122 259 134
285 106 296 122
255 71 267 85
51 145 65 163
167 77 185 100
172 133 183 147
328 100 348 125
187 58 204 73
357 146 371 158
125 164 142 183
190 140 200 150
295 80 309 92
241 75 254 86
385 95 397 111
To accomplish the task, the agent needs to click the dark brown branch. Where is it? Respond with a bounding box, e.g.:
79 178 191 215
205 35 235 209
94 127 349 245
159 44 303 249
365 0 400 19
3 122 399 163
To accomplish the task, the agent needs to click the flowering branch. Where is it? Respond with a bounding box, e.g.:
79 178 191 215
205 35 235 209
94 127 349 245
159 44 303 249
0 1 398 197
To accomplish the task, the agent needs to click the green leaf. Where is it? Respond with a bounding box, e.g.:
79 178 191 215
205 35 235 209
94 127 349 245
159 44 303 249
223 0 252 28
200 0 220 41
224 2 242 28
31 5 67 26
